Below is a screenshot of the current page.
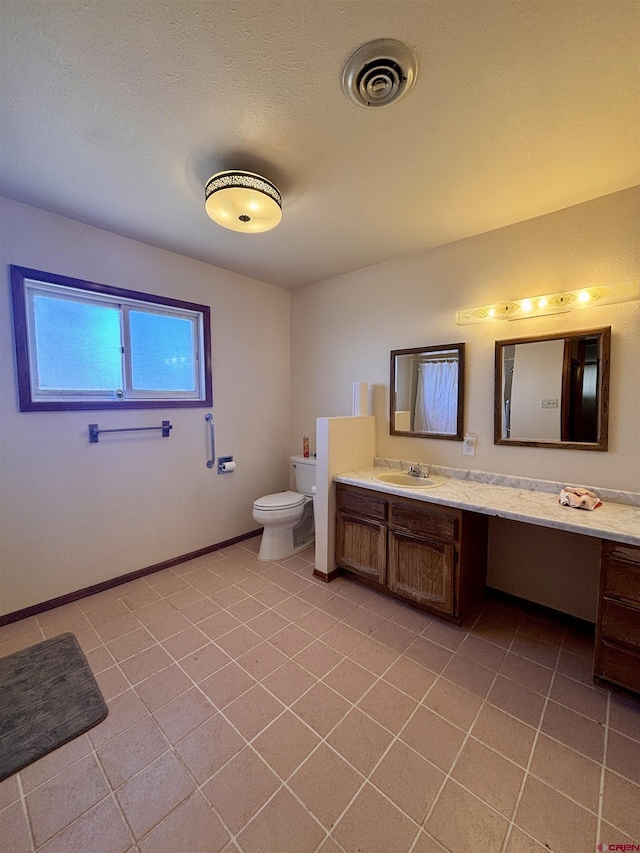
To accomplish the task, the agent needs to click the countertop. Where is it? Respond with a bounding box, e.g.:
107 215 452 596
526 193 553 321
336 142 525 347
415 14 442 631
333 467 640 547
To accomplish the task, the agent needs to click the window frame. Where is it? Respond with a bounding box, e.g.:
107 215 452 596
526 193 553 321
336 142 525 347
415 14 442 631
10 265 213 412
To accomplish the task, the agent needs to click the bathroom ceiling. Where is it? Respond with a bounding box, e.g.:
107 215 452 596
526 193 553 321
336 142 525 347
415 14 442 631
1 1 638 289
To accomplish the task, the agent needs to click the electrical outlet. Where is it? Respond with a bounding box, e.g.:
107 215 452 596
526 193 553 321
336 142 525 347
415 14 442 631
540 398 558 409
462 434 476 456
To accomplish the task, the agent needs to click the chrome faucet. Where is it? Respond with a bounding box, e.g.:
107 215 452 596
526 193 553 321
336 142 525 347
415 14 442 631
407 465 429 478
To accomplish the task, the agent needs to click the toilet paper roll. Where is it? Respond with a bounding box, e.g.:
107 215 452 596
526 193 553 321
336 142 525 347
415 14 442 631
352 382 369 417
220 460 236 473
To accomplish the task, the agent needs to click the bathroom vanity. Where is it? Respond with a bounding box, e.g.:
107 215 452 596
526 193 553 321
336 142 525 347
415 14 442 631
332 465 640 695
336 483 487 623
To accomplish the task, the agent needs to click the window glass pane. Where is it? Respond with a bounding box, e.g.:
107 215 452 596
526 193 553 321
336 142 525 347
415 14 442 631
33 294 123 390
129 310 196 392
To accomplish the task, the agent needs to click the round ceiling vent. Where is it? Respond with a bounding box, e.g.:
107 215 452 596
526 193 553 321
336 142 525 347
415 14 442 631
342 38 417 108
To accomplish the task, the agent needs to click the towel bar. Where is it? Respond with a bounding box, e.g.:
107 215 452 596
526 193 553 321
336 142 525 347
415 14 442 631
88 421 172 443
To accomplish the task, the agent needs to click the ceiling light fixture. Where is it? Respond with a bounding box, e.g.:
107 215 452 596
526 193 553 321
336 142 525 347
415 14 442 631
455 280 639 325
204 170 282 233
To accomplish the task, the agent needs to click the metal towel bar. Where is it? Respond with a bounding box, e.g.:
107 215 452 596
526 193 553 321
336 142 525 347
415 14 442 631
205 413 215 468
88 421 172 443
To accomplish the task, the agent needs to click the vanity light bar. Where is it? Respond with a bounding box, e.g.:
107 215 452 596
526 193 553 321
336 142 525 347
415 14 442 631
455 280 639 325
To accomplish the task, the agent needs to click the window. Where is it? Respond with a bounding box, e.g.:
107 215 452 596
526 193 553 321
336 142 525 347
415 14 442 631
10 266 212 411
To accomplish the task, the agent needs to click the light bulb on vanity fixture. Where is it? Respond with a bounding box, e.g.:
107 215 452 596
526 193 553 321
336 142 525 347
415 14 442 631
204 170 282 233
455 280 639 325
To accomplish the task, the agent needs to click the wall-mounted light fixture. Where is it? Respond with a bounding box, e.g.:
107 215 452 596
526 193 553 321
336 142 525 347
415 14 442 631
205 170 282 233
455 280 638 325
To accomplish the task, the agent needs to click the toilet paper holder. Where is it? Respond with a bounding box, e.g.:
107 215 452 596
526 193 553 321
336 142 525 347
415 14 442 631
218 456 235 474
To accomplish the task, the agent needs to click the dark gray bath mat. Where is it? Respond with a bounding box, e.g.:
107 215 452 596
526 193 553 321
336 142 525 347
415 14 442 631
0 632 108 781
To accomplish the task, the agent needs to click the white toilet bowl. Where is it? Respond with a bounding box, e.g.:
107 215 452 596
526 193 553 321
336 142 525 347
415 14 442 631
253 456 316 561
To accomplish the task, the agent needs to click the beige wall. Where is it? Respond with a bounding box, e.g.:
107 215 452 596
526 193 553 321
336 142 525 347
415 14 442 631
291 187 640 618
0 198 291 616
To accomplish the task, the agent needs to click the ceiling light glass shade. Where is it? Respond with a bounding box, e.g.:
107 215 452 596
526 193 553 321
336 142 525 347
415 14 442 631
205 170 282 233
455 280 639 325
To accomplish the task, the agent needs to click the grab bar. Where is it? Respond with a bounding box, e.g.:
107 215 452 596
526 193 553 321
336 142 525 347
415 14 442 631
205 413 215 468
89 421 172 443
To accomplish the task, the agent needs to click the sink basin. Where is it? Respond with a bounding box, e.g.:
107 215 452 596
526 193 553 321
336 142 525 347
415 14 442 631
373 472 442 489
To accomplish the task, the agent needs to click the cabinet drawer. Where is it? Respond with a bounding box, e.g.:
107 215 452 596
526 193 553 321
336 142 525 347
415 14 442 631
390 503 457 542
604 542 640 566
600 597 640 651
595 640 640 693
337 486 386 521
603 558 640 605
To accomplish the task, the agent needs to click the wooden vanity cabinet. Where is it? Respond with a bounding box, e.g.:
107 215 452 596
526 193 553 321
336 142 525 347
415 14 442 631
336 483 488 623
595 541 640 694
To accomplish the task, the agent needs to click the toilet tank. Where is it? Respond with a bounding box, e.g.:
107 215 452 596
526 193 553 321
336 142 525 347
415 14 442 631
291 455 316 496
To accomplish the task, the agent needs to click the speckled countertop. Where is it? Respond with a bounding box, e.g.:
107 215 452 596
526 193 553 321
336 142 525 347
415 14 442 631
333 463 640 547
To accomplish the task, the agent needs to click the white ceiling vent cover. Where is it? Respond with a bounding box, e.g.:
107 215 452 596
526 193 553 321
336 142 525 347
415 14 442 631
342 39 417 108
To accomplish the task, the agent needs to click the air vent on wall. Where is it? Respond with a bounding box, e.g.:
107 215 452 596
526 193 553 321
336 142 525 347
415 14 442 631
342 38 418 108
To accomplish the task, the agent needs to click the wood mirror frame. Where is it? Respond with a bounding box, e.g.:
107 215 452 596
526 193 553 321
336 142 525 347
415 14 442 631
494 327 610 451
390 343 465 440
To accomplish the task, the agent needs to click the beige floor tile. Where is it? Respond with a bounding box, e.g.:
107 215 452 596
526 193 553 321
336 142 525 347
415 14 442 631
214 625 263 658
289 743 364 828
327 708 394 775
322 658 378 703
106 627 156 662
160 626 208 659
400 705 465 772
236 640 288 679
487 675 546 728
86 644 116 674
404 636 454 674
421 618 467 650
273 595 314 621
178 644 231 683
370 620 417 653
295 608 339 638
451 737 524 817
505 826 552 852
261 659 317 705
294 639 345 677
333 782 418 853
202 746 280 834
442 654 496 699
138 791 229 853
382 655 437 700
322 622 367 655
197 611 242 641
370 740 444 822
422 678 482 731
199 661 256 708
227 597 268 623
116 751 195 840
26 754 109 846
357 678 418 733
269 623 316 656
135 664 192 712
515 776 597 853
292 682 352 737
606 729 640 784
470 704 537 767
601 769 640 840
0 774 20 810
237 787 325 853
97 717 169 788
223 683 285 740
411 831 449 852
118 644 173 685
88 688 149 748
470 616 518 649
20 733 91 793
318 593 359 621
457 633 508 670
549 672 608 722
37 798 132 853
341 606 387 636
498 652 554 696
529 733 601 811
180 597 222 623
598 819 639 847
540 700 604 762
0 801 31 853
174 713 245 784
246 609 291 638
609 692 640 741
152 686 215 743
426 780 509 853
348 637 400 674
252 711 321 779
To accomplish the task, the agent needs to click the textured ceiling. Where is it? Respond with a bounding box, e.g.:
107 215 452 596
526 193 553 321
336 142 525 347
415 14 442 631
1 1 638 288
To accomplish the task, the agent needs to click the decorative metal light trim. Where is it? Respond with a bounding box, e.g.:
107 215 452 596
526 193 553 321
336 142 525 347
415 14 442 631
204 170 282 233
205 171 282 207
455 281 639 325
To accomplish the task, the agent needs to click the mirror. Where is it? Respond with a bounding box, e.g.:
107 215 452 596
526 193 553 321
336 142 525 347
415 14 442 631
390 343 465 440
494 327 610 450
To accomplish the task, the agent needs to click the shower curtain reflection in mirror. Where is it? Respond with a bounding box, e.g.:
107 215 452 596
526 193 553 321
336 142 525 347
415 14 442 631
414 359 458 434
390 343 465 440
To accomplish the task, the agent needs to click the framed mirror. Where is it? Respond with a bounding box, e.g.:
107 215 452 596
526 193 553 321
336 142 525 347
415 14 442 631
390 343 465 440
494 327 610 451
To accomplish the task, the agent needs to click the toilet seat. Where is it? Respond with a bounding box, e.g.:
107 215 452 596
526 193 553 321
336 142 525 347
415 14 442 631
253 490 305 511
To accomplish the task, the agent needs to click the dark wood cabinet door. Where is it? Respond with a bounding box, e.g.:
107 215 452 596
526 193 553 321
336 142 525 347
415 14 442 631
388 530 455 615
336 512 387 584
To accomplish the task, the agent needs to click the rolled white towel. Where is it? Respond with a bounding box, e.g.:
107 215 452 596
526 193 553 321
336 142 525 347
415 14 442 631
559 486 602 511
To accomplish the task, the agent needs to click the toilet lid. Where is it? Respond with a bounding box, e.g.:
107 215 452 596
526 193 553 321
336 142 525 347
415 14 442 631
254 490 305 510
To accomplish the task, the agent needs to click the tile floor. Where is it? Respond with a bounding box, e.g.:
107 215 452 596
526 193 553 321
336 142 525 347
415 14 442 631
1 538 639 853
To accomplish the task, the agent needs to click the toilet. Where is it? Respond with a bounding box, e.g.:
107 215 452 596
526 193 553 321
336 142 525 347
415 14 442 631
252 455 316 561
